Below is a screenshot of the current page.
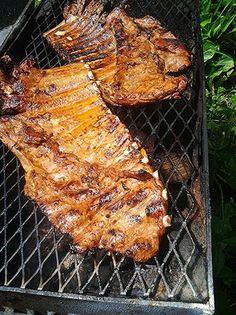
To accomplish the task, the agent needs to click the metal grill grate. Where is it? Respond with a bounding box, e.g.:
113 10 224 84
0 0 213 313
0 307 58 315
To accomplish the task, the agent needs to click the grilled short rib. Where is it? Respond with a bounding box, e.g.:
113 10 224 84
44 0 191 106
0 57 170 262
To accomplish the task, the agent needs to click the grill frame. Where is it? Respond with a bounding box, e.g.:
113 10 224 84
0 0 214 314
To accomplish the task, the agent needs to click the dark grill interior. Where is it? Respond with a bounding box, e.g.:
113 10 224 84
0 0 209 306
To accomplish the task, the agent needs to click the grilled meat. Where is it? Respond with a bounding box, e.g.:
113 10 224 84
134 16 191 73
101 8 188 105
0 58 170 262
44 0 191 106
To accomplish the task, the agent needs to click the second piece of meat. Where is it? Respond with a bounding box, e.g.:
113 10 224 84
44 0 191 106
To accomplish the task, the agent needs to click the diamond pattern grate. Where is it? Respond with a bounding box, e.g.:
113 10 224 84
0 0 208 304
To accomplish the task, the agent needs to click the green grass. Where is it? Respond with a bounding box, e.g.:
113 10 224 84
200 0 236 313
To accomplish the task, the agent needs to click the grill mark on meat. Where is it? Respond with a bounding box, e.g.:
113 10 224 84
108 200 124 213
73 52 112 63
65 26 106 49
124 169 153 182
90 187 119 211
99 190 116 205
89 57 116 71
71 41 115 60
155 38 185 52
107 229 124 243
121 181 129 190
126 189 147 206
127 214 142 224
116 132 129 145
125 241 151 257
145 201 164 218
52 14 105 46
23 125 46 145
105 117 120 133
67 34 114 55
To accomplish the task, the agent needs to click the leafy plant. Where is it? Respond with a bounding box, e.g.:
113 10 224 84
34 0 42 8
201 0 236 89
200 0 236 314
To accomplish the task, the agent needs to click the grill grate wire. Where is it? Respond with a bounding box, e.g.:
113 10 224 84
0 0 208 304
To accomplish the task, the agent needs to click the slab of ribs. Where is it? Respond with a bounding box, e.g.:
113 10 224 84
0 58 171 262
44 0 191 106
0 0 191 261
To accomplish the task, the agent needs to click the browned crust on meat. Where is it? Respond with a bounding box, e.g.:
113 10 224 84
0 58 169 262
134 16 191 73
43 2 191 106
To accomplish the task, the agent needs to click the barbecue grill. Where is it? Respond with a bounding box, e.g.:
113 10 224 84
0 0 214 314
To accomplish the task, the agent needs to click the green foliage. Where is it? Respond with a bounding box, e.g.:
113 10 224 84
200 0 236 313
201 0 236 39
212 199 236 277
201 0 236 89
34 0 41 8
